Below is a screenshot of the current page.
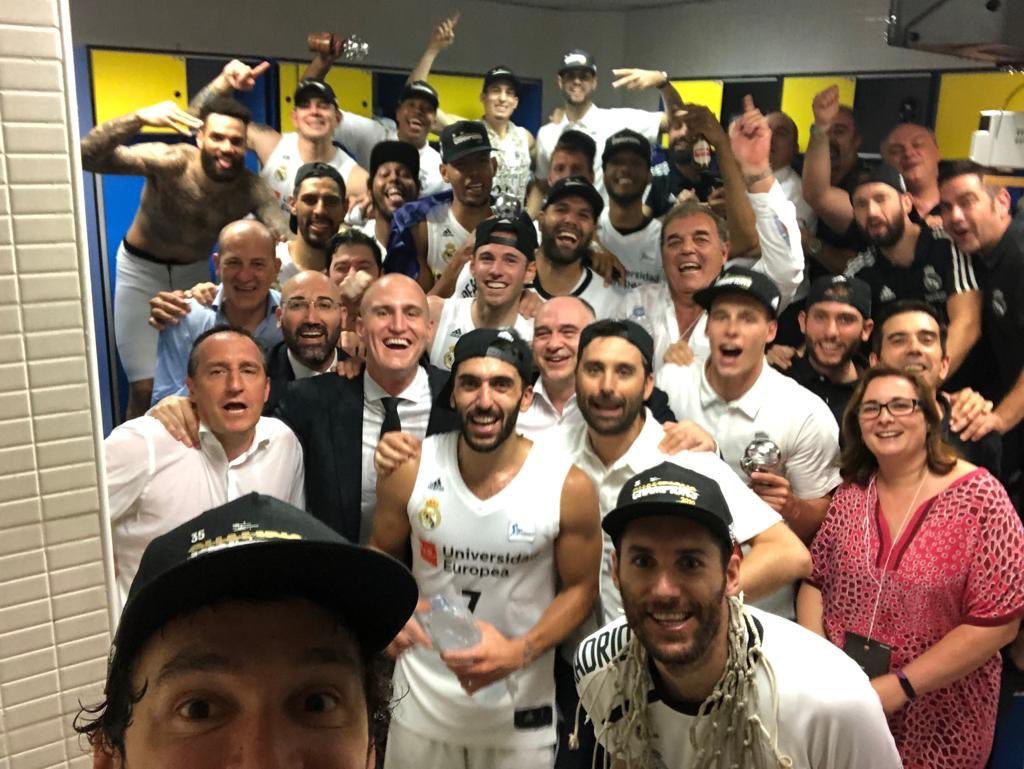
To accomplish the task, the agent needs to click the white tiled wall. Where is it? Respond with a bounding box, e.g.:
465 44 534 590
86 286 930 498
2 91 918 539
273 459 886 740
0 1 113 767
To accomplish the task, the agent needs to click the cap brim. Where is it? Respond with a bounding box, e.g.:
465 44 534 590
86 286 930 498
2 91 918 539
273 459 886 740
602 502 733 547
111 539 416 674
693 284 777 319
444 145 495 165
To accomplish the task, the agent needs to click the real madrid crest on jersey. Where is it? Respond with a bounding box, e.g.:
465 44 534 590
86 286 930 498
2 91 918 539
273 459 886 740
922 265 942 292
274 165 288 182
444 345 456 369
442 241 457 265
992 288 1007 317
419 498 441 530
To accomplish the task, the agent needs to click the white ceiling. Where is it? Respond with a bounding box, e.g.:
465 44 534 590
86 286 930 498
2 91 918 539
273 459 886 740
493 0 710 10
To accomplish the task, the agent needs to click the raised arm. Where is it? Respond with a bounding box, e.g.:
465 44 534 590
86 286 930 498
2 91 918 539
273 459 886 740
368 453 418 560
249 175 291 240
80 102 199 175
406 12 462 130
187 59 279 162
610 68 682 136
803 85 855 234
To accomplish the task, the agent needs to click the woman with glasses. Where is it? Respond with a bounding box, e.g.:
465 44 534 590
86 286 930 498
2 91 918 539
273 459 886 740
797 365 1024 769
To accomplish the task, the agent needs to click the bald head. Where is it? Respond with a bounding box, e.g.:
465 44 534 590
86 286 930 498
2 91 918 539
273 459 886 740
357 274 431 385
218 219 276 255
359 273 428 318
282 269 341 303
533 296 595 390
278 270 344 371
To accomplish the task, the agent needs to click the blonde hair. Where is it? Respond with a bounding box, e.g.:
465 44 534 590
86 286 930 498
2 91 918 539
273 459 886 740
573 595 793 769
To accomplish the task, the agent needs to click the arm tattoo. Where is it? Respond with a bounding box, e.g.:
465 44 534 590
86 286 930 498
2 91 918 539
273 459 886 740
80 113 144 172
187 82 222 115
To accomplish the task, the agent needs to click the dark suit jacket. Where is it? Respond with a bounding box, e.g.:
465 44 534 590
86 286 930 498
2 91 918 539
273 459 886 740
273 364 457 541
263 341 296 416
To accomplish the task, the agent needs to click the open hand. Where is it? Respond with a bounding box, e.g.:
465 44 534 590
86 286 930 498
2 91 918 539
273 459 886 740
135 101 203 136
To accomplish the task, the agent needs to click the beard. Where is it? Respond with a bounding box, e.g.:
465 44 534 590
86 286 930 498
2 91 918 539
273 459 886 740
670 145 694 166
540 227 591 267
622 575 726 668
863 212 905 249
807 335 860 372
606 184 643 208
200 149 243 182
577 388 645 436
457 402 521 453
286 322 341 369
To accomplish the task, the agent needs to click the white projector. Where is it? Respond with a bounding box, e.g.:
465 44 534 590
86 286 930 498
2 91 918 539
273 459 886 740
970 110 1024 169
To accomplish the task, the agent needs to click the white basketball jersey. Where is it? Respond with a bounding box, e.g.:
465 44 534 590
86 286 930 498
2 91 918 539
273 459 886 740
596 210 663 289
430 297 534 370
260 132 358 213
393 432 568 748
425 204 469 280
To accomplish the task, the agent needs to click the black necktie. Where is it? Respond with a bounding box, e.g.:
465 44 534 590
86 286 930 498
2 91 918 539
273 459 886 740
379 397 402 438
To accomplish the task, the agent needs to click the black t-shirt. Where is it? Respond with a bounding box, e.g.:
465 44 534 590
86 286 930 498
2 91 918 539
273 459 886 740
940 399 1003 482
844 225 977 324
784 353 860 430
816 164 868 252
973 216 1024 395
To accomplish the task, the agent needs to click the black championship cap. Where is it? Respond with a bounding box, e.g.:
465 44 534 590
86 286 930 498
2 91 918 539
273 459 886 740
369 140 420 184
440 120 493 164
108 494 418 685
398 80 439 110
805 274 872 319
483 66 520 94
855 163 907 194
437 327 534 406
602 128 651 167
578 318 654 371
694 266 782 319
604 462 735 549
294 79 338 108
543 175 604 219
475 212 538 261
290 162 346 233
559 48 597 75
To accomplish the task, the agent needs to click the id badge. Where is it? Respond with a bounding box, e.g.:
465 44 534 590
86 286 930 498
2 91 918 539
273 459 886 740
843 631 892 679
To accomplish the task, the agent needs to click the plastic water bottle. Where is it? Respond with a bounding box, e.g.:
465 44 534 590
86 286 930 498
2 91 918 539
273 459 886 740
417 594 512 705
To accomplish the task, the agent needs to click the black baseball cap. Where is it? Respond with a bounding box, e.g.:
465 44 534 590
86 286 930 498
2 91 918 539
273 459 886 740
855 163 907 194
369 140 420 185
108 494 418 687
542 175 604 219
436 328 534 406
602 128 651 167
440 120 493 164
399 80 440 110
294 79 338 108
483 66 520 94
290 162 346 233
578 318 654 371
559 49 597 75
603 462 735 550
475 212 538 261
694 266 782 319
805 274 872 319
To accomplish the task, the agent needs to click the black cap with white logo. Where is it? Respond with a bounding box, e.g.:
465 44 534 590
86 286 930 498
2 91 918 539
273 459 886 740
542 175 604 219
369 140 420 185
440 120 494 164
602 128 652 167
294 79 338 108
436 328 534 406
805 274 872 319
398 80 440 110
483 66 520 94
603 462 735 550
694 266 782 319
559 48 597 75
107 494 418 690
475 212 538 262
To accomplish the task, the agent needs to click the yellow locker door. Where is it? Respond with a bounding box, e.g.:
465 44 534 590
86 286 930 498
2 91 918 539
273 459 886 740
935 72 1024 159
280 63 373 133
780 76 856 152
425 73 487 141
90 50 188 131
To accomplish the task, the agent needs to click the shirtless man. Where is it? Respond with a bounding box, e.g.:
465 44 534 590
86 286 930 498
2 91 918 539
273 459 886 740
81 96 288 417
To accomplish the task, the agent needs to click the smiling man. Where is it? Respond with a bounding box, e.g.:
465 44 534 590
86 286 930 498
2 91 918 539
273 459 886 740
104 326 304 606
77 492 417 769
276 162 349 280
572 463 902 769
151 220 283 404
429 213 537 369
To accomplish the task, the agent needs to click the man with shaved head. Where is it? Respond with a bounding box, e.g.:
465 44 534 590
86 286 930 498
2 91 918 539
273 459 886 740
150 273 458 541
151 219 283 404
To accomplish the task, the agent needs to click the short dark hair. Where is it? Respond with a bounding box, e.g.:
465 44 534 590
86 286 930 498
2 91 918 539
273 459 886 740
553 130 597 168
199 95 252 125
661 199 729 246
186 325 265 377
327 227 384 271
938 159 991 187
73 595 394 759
870 299 947 357
839 365 958 485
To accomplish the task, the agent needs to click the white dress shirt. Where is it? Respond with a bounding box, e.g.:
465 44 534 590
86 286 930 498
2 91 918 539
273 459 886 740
516 378 582 452
359 366 433 542
105 416 305 608
287 349 338 380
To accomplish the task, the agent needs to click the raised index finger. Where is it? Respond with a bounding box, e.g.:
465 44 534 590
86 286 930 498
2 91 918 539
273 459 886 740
250 61 271 79
742 94 755 113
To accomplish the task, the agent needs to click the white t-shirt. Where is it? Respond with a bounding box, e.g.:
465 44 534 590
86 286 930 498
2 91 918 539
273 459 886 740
452 220 542 299
536 104 662 196
568 410 781 624
334 113 447 195
530 266 625 322
596 211 663 288
105 416 305 607
260 132 359 214
429 297 534 370
393 432 569 749
574 607 903 769
657 361 841 617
